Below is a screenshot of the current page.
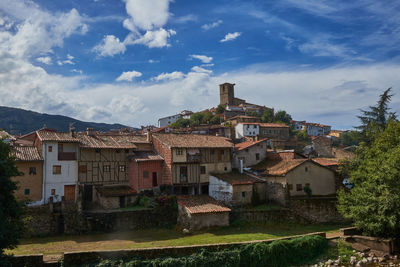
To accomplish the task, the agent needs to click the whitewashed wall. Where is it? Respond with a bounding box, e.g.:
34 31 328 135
209 175 232 203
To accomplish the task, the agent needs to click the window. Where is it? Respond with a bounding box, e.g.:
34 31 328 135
53 165 61 174
143 170 149 178
116 149 121 153
268 130 272 133
29 167 36 175
221 149 225 155
103 165 110 172
288 184 293 191
48 146 52 152
79 165 87 173
24 189 30 195
95 148 101 153
256 153 260 160
119 165 126 172
241 192 246 198
210 149 215 155
296 184 303 191
58 143 63 152
125 149 129 153
200 166 206 174
263 130 266 134
305 167 308 172
176 149 183 155
224 166 228 171
51 189 56 195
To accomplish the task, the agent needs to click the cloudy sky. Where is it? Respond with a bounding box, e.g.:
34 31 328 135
0 0 400 129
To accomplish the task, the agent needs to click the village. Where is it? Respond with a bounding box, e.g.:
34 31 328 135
2 83 352 233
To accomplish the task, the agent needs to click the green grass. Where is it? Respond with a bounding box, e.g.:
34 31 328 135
7 222 347 256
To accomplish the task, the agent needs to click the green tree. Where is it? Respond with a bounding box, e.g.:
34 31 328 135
201 111 213 124
210 115 222 125
274 110 292 125
261 109 274 123
0 142 24 262
190 113 204 126
170 118 190 129
337 121 400 237
340 131 363 147
215 104 225 114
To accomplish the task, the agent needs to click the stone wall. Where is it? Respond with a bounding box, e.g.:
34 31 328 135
178 206 229 230
23 205 59 237
231 208 311 224
265 181 289 206
289 197 344 223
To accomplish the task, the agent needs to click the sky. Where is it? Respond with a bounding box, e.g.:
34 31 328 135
0 0 400 130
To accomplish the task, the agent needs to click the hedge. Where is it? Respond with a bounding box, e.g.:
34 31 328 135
81 235 328 267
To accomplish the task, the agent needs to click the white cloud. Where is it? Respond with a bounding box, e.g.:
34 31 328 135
153 71 185 81
190 54 213 63
124 0 170 31
36 56 52 65
191 66 213 74
71 69 83 74
116 70 142 82
174 14 197 24
148 59 159 63
127 28 176 48
201 20 222 30
93 35 126 57
220 32 241 43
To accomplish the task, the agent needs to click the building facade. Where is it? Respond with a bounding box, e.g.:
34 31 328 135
233 138 268 169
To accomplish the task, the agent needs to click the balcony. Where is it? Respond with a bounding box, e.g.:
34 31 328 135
187 154 201 163
58 152 76 161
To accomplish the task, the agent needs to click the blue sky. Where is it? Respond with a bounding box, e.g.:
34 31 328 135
0 0 400 129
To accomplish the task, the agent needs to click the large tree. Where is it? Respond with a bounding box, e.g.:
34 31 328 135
337 121 400 237
0 141 24 261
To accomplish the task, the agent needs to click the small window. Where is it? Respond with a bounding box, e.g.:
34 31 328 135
245 148 249 152
29 167 36 175
51 189 56 195
58 143 63 152
224 166 228 171
116 149 121 153
221 149 225 155
176 149 183 155
200 166 206 174
305 167 308 172
79 165 87 173
288 184 293 191
53 165 61 174
296 184 303 191
241 192 246 198
119 165 126 172
143 170 149 178
125 149 129 153
24 189 30 195
256 153 260 160
103 165 110 172
95 148 101 153
48 146 52 152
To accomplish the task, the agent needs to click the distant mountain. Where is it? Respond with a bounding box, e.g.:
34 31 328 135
0 106 134 135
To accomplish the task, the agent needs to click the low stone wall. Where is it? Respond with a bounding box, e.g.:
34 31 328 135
23 205 59 237
289 197 344 223
232 208 311 224
266 181 289 206
9 254 44 267
63 232 326 266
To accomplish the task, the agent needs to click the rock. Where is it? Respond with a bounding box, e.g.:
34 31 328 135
182 228 190 234
326 259 333 265
350 256 357 265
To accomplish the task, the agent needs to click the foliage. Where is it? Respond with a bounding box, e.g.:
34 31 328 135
87 235 328 267
261 108 274 123
274 110 292 125
339 130 363 147
216 104 225 114
246 110 260 117
296 129 309 142
189 112 204 126
0 142 24 262
169 118 190 129
201 111 214 124
338 121 400 237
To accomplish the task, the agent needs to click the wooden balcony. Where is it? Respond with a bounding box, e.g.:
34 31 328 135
187 154 201 162
58 152 76 161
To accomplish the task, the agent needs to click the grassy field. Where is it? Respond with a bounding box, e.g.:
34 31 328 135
7 222 346 256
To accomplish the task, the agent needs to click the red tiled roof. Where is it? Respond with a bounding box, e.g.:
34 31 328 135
12 146 43 161
235 138 268 151
229 115 259 120
36 129 80 142
240 122 289 128
264 159 307 176
212 171 262 185
177 195 231 214
77 133 147 149
312 158 339 167
152 126 170 133
153 133 233 148
130 151 164 162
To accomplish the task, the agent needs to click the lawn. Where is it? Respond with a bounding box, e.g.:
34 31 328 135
7 222 346 256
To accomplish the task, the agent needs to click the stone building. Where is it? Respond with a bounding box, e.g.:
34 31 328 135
177 195 231 230
11 145 43 205
152 133 233 195
233 138 269 169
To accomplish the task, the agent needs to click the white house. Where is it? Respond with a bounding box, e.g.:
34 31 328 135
157 110 193 127
304 123 331 136
235 123 260 139
36 129 80 203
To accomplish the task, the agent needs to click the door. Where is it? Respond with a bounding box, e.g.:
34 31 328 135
179 166 188 183
119 196 126 208
83 185 93 202
152 172 158 187
64 185 75 202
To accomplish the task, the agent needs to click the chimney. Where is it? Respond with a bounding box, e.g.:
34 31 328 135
86 128 95 136
146 131 152 142
69 124 76 137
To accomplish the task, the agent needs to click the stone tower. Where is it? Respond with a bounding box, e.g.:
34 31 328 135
219 83 235 106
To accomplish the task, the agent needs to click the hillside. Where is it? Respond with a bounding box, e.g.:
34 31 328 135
0 106 133 135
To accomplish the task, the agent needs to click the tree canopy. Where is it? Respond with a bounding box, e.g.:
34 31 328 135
0 141 24 259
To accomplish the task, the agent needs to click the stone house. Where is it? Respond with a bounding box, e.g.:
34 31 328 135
255 158 337 197
177 195 231 230
152 133 233 195
209 171 265 206
227 115 261 126
93 185 137 210
258 123 290 140
233 138 268 169
11 145 43 205
128 151 164 192
311 136 333 157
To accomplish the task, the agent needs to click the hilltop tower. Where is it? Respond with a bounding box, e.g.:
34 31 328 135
219 83 235 106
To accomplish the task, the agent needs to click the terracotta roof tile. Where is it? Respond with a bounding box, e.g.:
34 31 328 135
235 138 268 151
12 146 43 161
177 195 231 214
312 158 339 167
130 151 164 162
76 133 147 149
240 122 289 128
153 133 233 148
36 129 80 142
